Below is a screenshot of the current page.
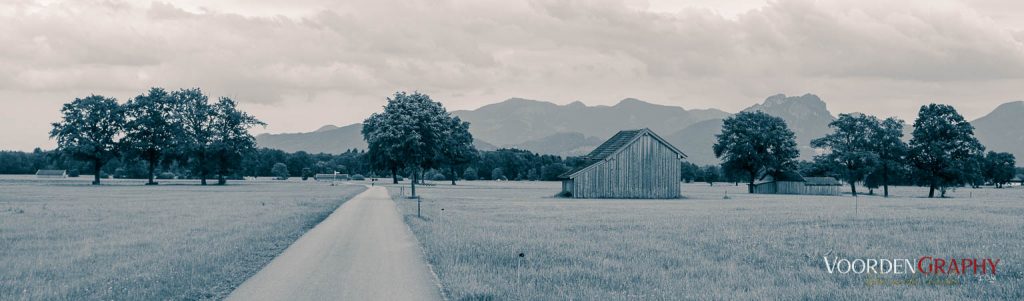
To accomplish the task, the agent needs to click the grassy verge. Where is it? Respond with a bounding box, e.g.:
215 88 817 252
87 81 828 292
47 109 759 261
391 181 1024 300
0 176 366 300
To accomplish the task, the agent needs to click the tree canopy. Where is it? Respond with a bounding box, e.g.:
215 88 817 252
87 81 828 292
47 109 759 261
50 95 125 185
909 104 985 198
811 113 880 196
713 111 800 193
122 87 178 185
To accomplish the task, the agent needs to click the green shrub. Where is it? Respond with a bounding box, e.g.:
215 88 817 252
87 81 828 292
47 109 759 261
351 174 366 180
271 163 289 180
463 167 478 181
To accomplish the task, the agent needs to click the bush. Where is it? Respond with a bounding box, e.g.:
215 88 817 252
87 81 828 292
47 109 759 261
157 172 176 180
491 168 504 180
114 168 128 179
351 174 365 180
463 167 478 181
67 169 80 177
430 173 446 181
271 163 289 180
395 175 404 182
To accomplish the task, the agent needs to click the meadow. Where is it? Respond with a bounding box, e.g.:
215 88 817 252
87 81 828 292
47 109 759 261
0 176 365 300
390 181 1024 300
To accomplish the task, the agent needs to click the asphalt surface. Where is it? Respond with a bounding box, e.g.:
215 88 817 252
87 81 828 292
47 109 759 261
227 186 443 301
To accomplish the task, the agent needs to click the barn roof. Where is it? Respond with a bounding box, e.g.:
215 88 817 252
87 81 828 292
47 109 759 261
803 177 842 186
35 169 66 176
559 128 686 179
758 170 805 183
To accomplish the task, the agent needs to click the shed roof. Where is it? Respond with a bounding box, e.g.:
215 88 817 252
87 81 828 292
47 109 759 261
803 177 842 186
758 170 805 183
559 128 686 179
35 169 66 176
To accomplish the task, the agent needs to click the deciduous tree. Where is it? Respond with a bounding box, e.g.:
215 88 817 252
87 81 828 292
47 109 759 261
122 87 178 185
869 117 908 197
437 116 477 185
811 114 879 196
172 88 217 185
209 97 265 185
713 111 800 193
362 91 448 197
983 151 1016 188
908 104 986 198
50 95 125 185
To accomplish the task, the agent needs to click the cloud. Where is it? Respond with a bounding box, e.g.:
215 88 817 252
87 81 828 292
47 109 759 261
1 0 1023 150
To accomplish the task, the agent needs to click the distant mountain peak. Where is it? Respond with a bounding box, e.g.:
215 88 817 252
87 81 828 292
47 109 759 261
993 100 1024 110
760 93 825 107
566 100 586 107
615 98 648 106
315 124 339 132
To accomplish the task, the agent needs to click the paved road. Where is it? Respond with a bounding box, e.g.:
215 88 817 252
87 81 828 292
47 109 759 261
228 186 443 301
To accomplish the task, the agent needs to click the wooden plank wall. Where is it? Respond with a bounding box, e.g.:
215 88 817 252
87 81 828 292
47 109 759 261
754 182 842 196
571 134 681 199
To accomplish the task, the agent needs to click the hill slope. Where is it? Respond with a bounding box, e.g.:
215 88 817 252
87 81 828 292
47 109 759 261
452 98 729 146
972 101 1024 161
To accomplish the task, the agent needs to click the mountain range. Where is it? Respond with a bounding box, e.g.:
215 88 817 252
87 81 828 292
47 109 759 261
256 95 1024 165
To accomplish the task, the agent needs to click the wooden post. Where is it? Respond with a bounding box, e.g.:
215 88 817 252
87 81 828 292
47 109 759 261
417 197 421 218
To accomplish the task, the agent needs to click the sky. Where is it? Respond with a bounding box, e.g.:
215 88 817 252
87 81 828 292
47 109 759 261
2 0 1023 151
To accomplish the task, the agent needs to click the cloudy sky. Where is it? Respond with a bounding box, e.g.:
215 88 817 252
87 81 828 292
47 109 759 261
2 0 1023 150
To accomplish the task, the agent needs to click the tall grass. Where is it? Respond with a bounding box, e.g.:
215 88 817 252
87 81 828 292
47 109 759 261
0 176 365 300
391 181 1024 300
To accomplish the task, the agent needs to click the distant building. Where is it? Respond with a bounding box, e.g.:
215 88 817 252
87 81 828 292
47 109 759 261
558 128 686 199
35 170 67 178
1009 174 1024 187
314 173 349 181
752 172 842 195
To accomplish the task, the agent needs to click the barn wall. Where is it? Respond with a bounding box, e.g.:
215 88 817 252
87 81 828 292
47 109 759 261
754 182 842 195
571 134 681 199
804 185 841 196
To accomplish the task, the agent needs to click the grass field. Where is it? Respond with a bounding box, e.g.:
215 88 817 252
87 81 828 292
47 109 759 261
390 181 1024 300
0 176 365 301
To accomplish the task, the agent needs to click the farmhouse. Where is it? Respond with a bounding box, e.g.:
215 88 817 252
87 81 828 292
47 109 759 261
558 128 686 199
35 169 67 178
752 172 842 196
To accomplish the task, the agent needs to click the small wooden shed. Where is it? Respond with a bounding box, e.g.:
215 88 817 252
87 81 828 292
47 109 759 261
35 170 67 178
752 172 842 196
558 128 686 199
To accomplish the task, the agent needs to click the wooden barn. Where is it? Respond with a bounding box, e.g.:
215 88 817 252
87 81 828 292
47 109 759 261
35 169 67 178
752 172 842 196
558 128 686 199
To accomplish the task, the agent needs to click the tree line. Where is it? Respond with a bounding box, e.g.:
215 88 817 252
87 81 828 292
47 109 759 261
712 104 1018 198
11 89 1022 196
48 87 264 185
10 89 583 187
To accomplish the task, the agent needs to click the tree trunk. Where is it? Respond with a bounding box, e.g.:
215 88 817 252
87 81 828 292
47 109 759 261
199 152 207 186
410 168 418 198
93 159 102 185
450 166 457 185
147 159 157 185
747 176 755 193
882 166 889 198
928 180 936 198
391 166 398 184
849 181 857 197
218 174 226 185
